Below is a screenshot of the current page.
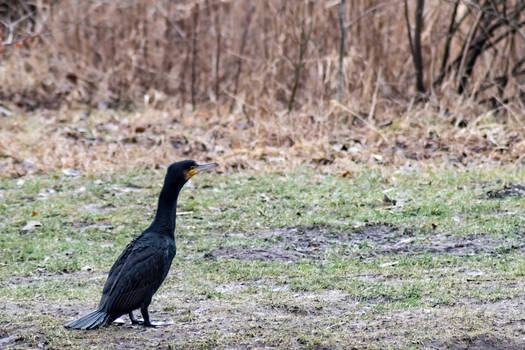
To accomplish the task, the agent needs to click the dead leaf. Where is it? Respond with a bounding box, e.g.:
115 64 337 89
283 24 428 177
341 170 353 178
383 194 397 206
372 154 383 162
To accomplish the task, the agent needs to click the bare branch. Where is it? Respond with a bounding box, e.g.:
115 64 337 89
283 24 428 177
288 0 314 112
337 0 346 102
413 0 425 95
191 3 199 111
439 0 460 84
213 2 221 101
230 6 255 113
404 0 425 96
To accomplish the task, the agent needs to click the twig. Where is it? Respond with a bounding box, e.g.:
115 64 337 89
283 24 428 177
439 0 459 84
333 101 390 145
404 0 415 67
433 5 474 88
368 69 381 121
262 1 270 60
337 0 346 103
214 2 221 101
288 1 314 112
230 6 255 113
460 0 525 40
344 1 393 29
191 3 200 111
413 0 425 95
0 11 35 45
404 0 426 95
455 9 483 93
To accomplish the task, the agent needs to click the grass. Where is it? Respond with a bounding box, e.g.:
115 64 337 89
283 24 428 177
0 165 524 349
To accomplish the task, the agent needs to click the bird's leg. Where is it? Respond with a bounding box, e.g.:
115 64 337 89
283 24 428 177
129 311 142 325
140 305 173 328
140 306 155 327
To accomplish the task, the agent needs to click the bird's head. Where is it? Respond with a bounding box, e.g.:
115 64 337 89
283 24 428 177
166 160 218 187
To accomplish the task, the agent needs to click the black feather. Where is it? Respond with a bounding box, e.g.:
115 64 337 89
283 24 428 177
64 160 213 329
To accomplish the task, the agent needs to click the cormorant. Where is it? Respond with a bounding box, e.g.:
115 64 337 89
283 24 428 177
65 160 218 329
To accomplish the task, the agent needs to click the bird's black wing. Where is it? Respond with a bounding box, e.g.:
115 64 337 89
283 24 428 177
101 236 141 297
100 236 175 314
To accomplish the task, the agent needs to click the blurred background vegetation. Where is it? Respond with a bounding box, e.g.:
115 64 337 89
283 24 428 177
1 0 523 113
0 1 524 175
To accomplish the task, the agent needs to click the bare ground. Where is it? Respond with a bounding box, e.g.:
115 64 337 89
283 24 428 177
2 224 525 349
1 282 524 349
204 224 525 261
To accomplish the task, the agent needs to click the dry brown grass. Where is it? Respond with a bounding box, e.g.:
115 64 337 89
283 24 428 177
0 1 524 111
0 1 524 176
1 103 524 177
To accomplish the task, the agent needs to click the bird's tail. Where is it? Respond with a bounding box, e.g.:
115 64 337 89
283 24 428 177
64 309 111 330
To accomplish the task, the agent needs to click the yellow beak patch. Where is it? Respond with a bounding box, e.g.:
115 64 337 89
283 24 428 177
185 169 196 180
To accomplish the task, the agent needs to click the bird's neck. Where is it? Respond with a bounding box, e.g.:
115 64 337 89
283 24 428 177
148 183 183 237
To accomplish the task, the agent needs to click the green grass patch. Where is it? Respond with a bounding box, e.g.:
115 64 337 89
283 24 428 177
0 165 524 348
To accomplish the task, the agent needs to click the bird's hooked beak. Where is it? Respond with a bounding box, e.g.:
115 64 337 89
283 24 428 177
186 162 219 179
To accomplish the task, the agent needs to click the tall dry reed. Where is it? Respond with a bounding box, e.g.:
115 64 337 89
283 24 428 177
0 0 522 119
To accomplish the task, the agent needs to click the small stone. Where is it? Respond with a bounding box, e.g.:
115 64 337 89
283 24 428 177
22 221 42 231
21 159 36 170
62 168 80 176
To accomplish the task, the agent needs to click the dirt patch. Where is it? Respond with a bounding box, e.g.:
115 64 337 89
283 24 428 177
3 270 525 349
378 231 524 255
486 183 525 199
3 270 105 289
353 224 524 256
0 334 19 348
204 224 525 261
429 333 525 350
203 246 304 262
81 203 116 214
204 226 341 261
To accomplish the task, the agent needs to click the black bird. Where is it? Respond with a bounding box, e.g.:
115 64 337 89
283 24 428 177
65 160 218 330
